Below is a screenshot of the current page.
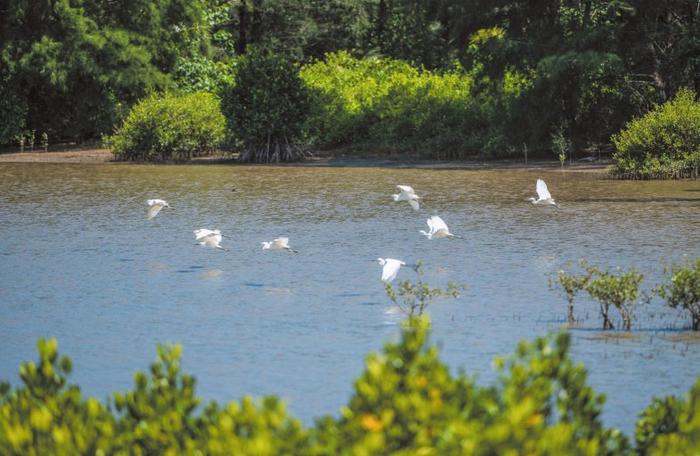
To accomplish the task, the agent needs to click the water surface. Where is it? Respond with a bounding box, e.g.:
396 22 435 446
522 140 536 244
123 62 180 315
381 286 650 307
1 163 699 434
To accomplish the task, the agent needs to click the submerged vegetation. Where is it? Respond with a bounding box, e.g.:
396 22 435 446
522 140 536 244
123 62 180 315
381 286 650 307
2 322 700 454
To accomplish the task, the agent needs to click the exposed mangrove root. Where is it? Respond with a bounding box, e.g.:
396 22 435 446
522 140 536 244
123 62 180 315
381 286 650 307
237 134 311 163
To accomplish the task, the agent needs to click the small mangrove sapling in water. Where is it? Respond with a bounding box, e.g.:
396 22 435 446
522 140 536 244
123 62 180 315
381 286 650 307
384 261 461 317
552 266 592 324
584 264 643 330
656 259 700 330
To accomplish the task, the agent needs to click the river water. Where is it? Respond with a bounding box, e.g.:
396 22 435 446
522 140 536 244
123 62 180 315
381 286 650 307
1 162 699 434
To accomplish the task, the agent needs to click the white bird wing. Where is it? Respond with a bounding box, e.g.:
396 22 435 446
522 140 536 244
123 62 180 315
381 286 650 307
397 185 415 194
194 229 216 241
425 217 434 233
273 237 289 248
430 215 449 233
409 199 420 211
147 204 163 219
536 179 552 200
381 259 404 282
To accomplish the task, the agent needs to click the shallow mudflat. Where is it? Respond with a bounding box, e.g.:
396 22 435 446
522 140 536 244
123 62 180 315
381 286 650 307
0 162 698 434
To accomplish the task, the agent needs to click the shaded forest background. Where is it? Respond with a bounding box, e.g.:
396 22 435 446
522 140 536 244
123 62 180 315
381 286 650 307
1 0 699 158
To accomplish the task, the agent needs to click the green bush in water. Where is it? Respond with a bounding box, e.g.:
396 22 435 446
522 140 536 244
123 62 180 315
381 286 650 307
300 52 496 159
584 263 644 331
220 49 310 163
656 259 700 330
107 92 225 162
611 88 700 179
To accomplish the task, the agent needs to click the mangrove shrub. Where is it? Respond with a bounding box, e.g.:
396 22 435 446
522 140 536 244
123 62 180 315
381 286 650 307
656 259 700 330
108 92 225 162
300 52 492 158
635 380 700 455
612 88 700 179
220 49 310 163
585 264 644 331
3 320 700 453
554 267 592 324
384 261 461 317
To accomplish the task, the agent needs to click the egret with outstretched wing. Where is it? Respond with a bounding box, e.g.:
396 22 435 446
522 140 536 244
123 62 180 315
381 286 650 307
392 185 421 211
146 199 170 219
261 237 298 253
420 215 458 239
377 258 406 282
194 228 226 250
528 179 557 206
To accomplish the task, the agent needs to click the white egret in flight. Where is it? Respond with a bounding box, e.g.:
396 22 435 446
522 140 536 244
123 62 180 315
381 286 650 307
392 185 421 211
261 237 298 253
376 258 406 283
420 215 459 239
528 179 558 206
146 199 170 219
193 228 226 251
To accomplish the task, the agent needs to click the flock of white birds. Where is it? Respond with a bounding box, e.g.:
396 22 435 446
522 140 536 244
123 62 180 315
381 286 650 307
146 178 556 284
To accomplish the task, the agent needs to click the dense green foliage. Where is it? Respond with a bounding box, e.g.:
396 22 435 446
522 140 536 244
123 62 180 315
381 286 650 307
107 92 225 162
2 0 700 173
3 320 700 454
220 49 310 162
0 0 209 145
301 52 499 158
656 259 700 330
612 88 700 179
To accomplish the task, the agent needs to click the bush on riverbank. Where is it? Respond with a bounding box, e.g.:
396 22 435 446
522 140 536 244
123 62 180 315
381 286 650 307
2 318 699 454
300 52 501 159
107 92 225 162
611 88 700 179
220 49 310 163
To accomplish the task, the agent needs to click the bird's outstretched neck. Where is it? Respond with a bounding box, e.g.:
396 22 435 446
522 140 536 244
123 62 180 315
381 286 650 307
419 230 432 239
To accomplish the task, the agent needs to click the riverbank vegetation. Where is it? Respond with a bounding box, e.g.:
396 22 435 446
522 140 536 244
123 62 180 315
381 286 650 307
2 1 700 174
611 88 700 179
2 322 699 454
107 92 225 162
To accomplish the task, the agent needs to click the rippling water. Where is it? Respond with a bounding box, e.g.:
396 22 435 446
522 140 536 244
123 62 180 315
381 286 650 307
1 163 699 433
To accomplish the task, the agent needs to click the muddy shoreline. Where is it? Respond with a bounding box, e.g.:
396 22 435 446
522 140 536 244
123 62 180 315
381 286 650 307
0 148 611 172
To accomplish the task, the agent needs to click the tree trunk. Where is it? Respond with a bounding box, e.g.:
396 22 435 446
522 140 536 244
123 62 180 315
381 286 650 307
236 2 249 55
567 299 575 324
376 0 388 46
601 303 614 330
